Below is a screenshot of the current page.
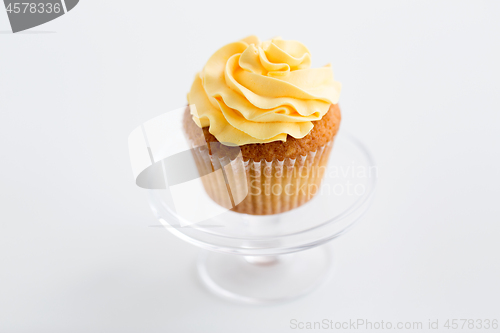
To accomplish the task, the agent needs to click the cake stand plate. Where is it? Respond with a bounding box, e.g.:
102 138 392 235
148 133 376 304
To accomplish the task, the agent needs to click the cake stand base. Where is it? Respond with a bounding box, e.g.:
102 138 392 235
197 245 334 304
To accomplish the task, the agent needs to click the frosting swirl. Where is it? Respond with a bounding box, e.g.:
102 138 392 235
187 36 341 145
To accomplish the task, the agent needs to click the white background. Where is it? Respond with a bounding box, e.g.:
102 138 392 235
1 1 499 332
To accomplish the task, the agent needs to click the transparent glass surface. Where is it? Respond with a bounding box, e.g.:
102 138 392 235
148 133 376 303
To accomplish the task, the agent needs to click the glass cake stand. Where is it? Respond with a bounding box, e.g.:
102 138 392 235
147 133 376 304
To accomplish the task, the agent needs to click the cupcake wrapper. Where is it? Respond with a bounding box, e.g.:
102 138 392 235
189 139 334 215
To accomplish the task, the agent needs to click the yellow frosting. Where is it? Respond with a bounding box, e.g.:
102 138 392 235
187 36 341 145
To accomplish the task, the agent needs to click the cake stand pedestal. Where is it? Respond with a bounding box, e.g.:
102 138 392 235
198 245 333 304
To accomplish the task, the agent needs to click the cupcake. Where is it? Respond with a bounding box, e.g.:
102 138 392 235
183 36 341 215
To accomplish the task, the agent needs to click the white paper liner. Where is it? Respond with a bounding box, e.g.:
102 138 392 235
189 139 334 215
